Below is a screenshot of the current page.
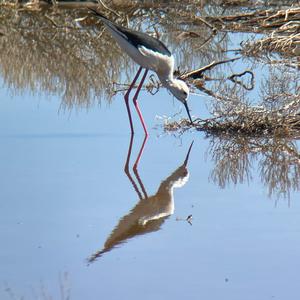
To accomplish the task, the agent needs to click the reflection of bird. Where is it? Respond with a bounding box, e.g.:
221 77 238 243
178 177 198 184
88 142 193 262
89 9 193 135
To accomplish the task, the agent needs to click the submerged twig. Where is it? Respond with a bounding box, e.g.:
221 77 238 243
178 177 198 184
164 112 300 138
180 57 241 80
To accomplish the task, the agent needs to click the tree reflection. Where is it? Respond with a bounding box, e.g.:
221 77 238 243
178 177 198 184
208 135 300 199
0 7 130 106
1 2 299 113
0 4 227 107
1 2 299 198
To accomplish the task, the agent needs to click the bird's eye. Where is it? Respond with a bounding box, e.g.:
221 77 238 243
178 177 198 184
183 91 187 96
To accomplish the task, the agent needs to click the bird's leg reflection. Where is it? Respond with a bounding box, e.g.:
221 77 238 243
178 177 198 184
124 134 148 199
133 135 148 198
88 141 193 263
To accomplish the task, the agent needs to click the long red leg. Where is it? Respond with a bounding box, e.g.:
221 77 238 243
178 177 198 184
124 67 143 134
132 69 149 136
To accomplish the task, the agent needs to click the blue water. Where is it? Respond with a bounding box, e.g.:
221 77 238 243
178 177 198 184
1 83 300 300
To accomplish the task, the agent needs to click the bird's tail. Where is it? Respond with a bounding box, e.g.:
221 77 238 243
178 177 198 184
88 7 127 41
88 8 109 21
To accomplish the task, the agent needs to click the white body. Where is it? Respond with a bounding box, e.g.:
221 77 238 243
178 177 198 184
93 12 192 120
104 25 175 79
106 25 190 102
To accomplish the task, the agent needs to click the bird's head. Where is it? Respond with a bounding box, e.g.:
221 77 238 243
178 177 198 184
167 78 193 123
168 78 189 102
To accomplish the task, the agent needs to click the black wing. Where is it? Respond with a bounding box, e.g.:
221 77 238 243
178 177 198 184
89 8 171 57
115 25 171 57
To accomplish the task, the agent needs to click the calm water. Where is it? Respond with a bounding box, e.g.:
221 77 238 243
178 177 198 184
1 83 300 300
1 3 300 299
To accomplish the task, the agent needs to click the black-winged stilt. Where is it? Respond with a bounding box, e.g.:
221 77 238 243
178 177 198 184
89 8 193 135
88 141 193 261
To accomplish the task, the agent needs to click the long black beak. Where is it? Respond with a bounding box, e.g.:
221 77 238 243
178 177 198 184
183 141 194 167
183 101 193 124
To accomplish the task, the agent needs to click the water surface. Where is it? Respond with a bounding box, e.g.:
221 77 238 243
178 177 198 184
1 3 300 300
1 83 300 300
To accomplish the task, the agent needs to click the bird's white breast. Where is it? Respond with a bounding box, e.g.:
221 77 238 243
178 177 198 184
138 46 174 77
105 24 174 75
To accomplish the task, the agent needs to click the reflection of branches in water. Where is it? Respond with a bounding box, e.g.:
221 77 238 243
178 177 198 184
259 140 300 199
205 5 300 33
163 63 300 138
0 8 131 107
209 6 300 63
1 1 299 117
209 135 300 199
0 3 231 107
261 66 300 113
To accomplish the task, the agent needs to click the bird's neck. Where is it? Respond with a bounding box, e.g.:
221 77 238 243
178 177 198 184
158 74 175 89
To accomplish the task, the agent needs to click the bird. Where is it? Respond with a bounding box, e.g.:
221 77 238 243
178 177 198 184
88 141 193 261
88 8 193 136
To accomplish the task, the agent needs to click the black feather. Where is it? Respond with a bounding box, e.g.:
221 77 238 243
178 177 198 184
89 8 172 57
